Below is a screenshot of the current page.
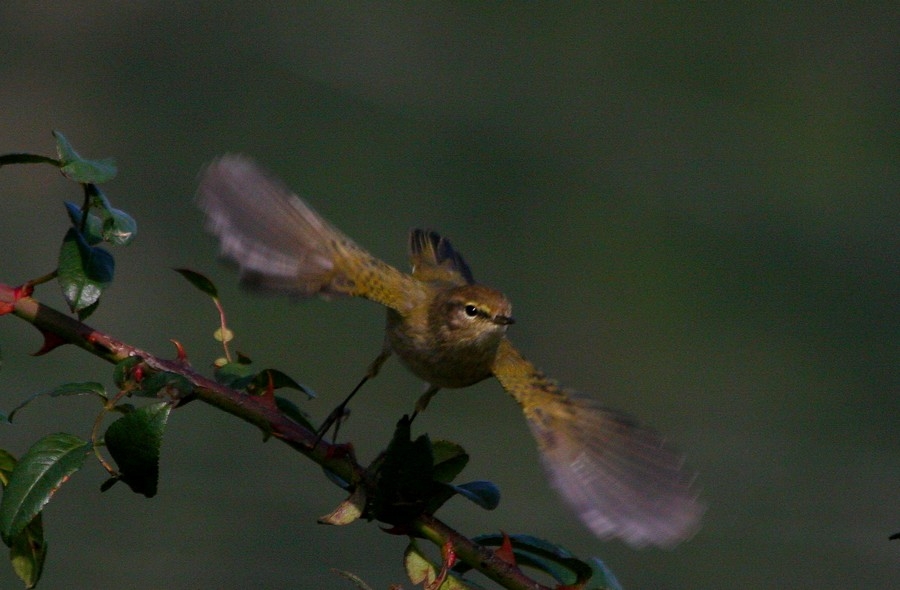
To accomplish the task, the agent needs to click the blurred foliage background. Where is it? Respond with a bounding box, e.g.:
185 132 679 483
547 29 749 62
0 3 897 588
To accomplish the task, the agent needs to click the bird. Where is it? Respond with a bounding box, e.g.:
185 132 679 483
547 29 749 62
197 155 703 548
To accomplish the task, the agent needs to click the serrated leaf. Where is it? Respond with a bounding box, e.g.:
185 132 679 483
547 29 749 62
1 448 48 588
0 433 89 543
47 382 107 399
174 268 219 298
105 402 171 497
9 512 46 588
58 228 115 317
450 481 500 511
431 440 469 484
64 202 104 245
7 381 107 422
53 131 116 184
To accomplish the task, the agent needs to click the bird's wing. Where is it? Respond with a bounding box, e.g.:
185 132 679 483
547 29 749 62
408 229 475 286
198 155 427 314
491 338 704 548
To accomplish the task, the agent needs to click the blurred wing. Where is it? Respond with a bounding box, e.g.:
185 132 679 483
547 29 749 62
197 155 426 313
492 339 704 548
408 229 475 285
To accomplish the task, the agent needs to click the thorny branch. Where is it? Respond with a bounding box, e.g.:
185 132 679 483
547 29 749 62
0 283 554 590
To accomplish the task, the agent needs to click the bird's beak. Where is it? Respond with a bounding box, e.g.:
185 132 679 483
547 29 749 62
493 315 515 326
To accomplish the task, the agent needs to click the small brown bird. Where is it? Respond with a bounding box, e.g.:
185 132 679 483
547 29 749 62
197 155 703 548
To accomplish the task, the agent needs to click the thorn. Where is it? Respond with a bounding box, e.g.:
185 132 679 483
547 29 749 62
495 530 517 566
425 541 458 590
32 329 68 356
440 541 457 570
170 339 188 362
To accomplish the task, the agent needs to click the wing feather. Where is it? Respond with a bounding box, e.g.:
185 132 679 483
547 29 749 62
408 229 475 285
197 155 426 312
492 339 704 547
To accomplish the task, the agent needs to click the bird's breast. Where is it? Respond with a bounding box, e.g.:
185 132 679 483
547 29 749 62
385 309 496 389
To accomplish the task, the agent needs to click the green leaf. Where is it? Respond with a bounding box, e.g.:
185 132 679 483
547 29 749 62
249 369 315 399
318 486 366 526
131 371 192 399
449 480 500 511
0 450 47 588
431 440 469 484
64 201 105 245
7 382 107 422
101 207 137 246
174 268 219 298
589 558 624 590
0 433 89 543
0 449 16 487
404 540 482 590
371 416 436 524
58 228 115 318
274 396 315 431
460 533 596 587
85 186 136 246
53 131 116 184
104 402 171 498
213 360 255 388
113 357 143 389
86 184 113 211
9 512 46 589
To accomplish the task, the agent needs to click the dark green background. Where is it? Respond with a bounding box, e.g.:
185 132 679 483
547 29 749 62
1 4 897 588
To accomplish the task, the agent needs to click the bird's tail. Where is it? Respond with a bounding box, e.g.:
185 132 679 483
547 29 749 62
492 338 704 548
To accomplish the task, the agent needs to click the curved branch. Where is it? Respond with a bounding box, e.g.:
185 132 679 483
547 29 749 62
0 283 553 589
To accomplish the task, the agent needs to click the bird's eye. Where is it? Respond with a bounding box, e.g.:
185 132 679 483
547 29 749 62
464 304 479 318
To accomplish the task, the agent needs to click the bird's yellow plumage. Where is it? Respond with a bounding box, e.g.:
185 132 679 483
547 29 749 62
198 155 703 547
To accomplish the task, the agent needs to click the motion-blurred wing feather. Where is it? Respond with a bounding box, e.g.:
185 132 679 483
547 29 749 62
197 155 426 313
198 156 339 295
492 339 703 547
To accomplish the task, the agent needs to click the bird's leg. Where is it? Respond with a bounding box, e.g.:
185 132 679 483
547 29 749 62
316 347 393 443
410 385 441 422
